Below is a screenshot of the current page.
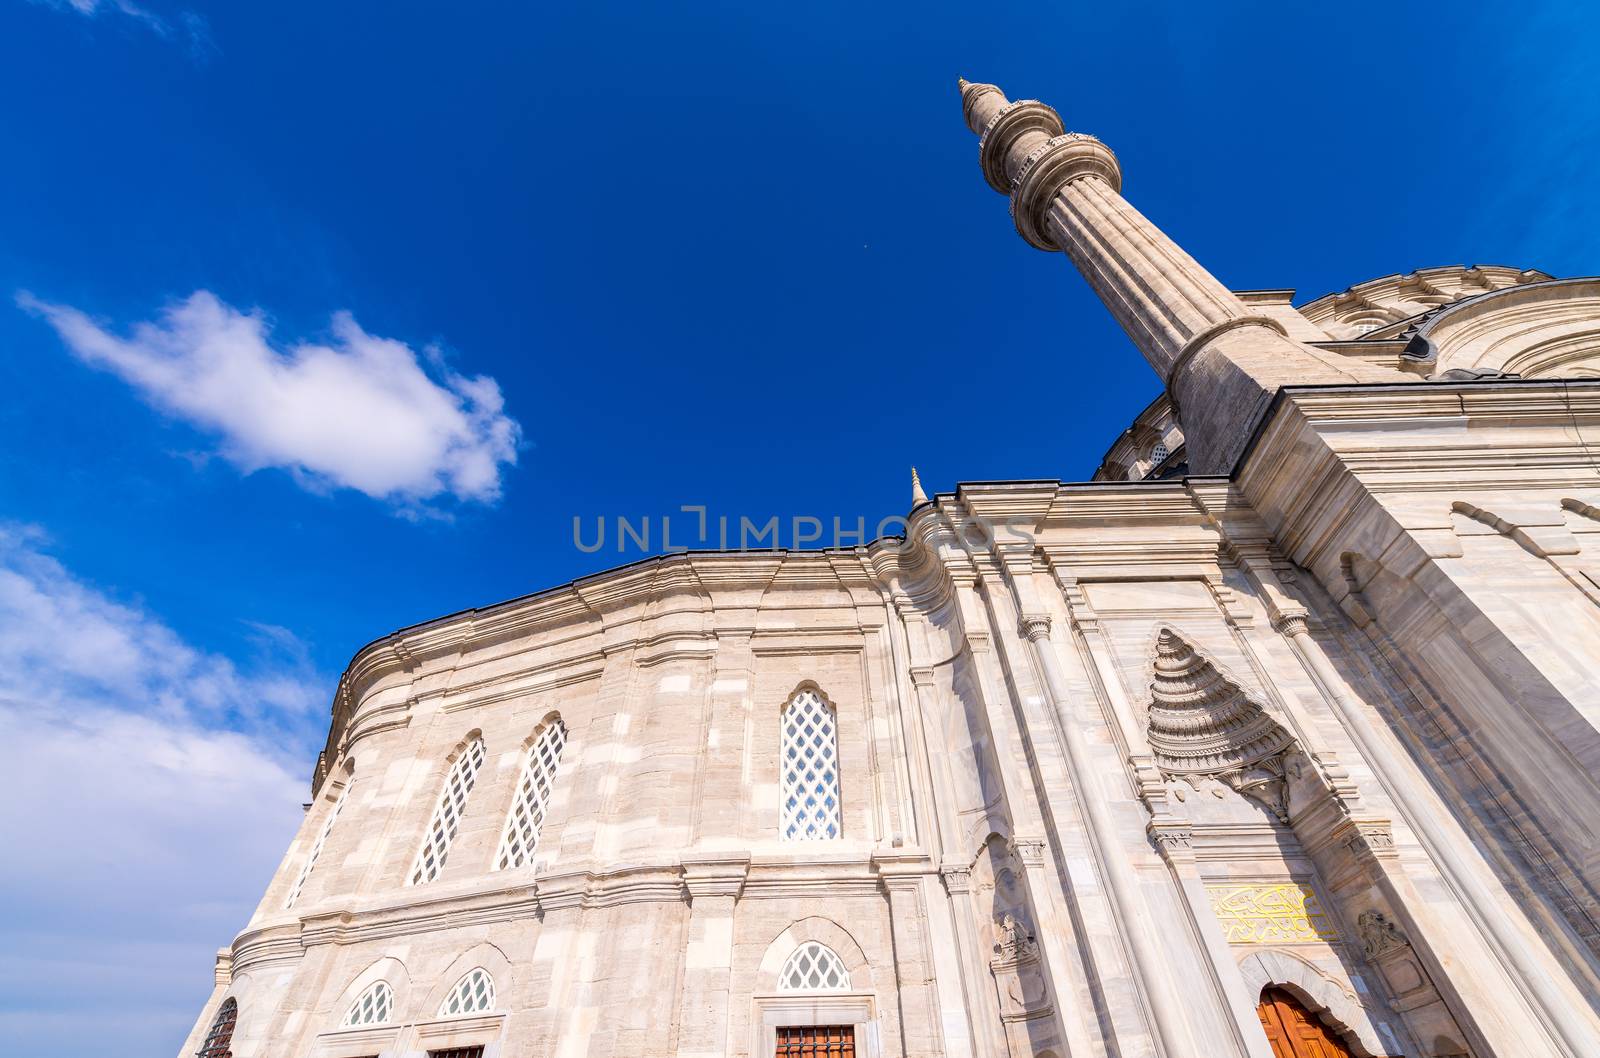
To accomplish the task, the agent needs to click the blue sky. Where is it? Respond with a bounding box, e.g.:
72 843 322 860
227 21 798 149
1 1 1597 1054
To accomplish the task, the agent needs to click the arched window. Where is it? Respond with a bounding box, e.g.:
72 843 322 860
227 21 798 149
779 942 851 991
781 688 841 841
1148 441 1169 466
196 997 237 1058
341 980 393 1027
284 779 352 909
408 737 487 886
438 967 496 1016
495 719 568 870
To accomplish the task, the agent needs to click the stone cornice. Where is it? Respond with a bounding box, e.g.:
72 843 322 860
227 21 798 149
238 852 934 973
315 546 916 792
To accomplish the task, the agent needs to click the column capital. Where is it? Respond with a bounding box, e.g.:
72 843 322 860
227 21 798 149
1272 612 1312 638
1008 835 1048 867
939 861 974 895
1018 611 1053 642
1147 821 1196 866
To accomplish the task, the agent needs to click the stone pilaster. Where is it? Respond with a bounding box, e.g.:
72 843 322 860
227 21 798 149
674 855 749 1058
877 856 948 1058
691 631 754 847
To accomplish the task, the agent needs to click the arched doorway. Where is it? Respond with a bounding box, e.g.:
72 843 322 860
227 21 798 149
1256 986 1358 1058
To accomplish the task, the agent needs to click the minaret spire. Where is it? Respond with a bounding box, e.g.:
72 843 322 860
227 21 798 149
955 79 1398 473
910 466 929 506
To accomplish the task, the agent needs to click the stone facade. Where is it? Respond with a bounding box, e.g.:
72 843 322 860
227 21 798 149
180 82 1600 1058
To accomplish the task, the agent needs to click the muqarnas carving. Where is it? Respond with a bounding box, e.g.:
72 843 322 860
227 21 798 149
1147 628 1297 823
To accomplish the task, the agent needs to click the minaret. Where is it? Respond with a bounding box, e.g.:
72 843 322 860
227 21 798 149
957 79 1399 473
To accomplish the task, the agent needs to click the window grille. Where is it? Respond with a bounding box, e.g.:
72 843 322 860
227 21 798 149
196 997 237 1058
408 737 487 886
781 689 841 841
438 967 496 1017
775 1025 855 1057
285 780 352 908
1149 441 1169 466
778 942 851 991
341 981 393 1027
427 1049 485 1058
494 719 568 870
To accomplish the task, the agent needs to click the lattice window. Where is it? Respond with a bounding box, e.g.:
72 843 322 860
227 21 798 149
438 967 496 1017
781 689 841 841
408 737 487 886
494 719 568 870
779 942 851 991
341 980 393 1027
776 1025 856 1057
1149 441 1169 466
285 779 352 909
196 997 237 1058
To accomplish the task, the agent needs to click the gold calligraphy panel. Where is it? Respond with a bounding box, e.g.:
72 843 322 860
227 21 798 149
1207 883 1338 944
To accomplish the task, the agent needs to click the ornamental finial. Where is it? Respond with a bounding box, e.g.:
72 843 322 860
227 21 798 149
911 466 929 506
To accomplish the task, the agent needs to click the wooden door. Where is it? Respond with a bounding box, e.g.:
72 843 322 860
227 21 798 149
775 1024 856 1058
1256 987 1359 1058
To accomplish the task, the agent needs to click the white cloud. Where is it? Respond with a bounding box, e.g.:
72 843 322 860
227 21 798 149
38 0 166 34
0 525 322 1057
32 0 216 60
20 291 522 513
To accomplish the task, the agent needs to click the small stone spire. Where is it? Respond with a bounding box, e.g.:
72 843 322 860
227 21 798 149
911 466 929 506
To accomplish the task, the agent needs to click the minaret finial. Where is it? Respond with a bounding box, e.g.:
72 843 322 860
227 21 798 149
911 466 929 506
958 77 1007 136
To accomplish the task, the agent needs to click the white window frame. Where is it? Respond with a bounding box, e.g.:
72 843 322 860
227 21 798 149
285 778 352 909
438 967 496 1017
780 688 842 842
408 737 488 886
341 980 394 1027
779 941 852 991
494 719 568 870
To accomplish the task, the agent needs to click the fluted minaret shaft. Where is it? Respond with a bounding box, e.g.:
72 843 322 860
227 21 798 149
958 80 1398 473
